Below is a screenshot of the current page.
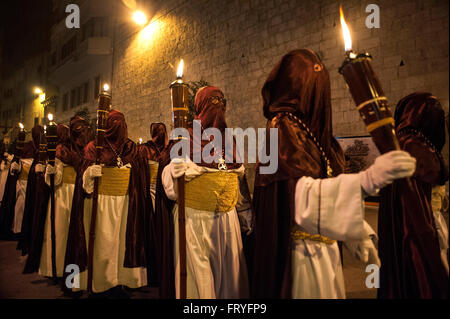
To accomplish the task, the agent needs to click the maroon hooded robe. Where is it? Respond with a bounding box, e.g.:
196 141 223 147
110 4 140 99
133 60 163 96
0 133 37 240
251 49 345 298
154 86 250 298
378 92 449 299
64 110 150 280
18 125 50 262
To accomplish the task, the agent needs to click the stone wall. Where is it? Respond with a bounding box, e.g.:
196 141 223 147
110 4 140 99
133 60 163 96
111 0 449 180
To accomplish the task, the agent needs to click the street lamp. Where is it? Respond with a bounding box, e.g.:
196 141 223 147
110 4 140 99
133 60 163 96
132 10 148 26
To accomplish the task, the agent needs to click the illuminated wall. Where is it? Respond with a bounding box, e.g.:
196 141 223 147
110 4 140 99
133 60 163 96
112 0 449 149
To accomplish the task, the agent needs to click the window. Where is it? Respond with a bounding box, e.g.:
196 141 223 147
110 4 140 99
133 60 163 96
94 76 100 99
70 89 76 108
61 35 77 60
62 93 69 111
83 82 89 103
82 17 109 41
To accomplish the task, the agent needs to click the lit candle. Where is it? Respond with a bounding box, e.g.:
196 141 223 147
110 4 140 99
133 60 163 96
169 59 188 299
338 5 399 154
170 59 189 130
46 113 58 167
97 84 112 142
138 137 143 145
15 123 26 160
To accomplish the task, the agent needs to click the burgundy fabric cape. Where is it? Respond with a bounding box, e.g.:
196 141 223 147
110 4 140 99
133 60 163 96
22 123 82 274
17 125 51 267
138 122 168 286
378 92 449 298
140 122 169 163
251 49 344 298
64 110 150 277
153 140 177 298
0 140 37 240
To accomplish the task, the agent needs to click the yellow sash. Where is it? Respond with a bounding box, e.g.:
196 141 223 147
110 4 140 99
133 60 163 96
62 166 77 185
291 229 336 245
149 161 159 185
19 164 31 181
98 167 130 196
184 172 239 213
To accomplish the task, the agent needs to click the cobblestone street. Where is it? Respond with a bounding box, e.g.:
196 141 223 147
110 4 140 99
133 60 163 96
0 206 380 299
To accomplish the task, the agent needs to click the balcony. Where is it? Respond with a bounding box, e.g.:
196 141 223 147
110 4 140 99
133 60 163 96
49 36 112 84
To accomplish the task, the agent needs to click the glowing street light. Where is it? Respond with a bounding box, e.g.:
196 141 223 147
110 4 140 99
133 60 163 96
132 11 148 26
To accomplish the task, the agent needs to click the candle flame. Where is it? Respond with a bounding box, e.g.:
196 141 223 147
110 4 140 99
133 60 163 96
19 123 24 129
48 113 53 121
139 138 143 144
340 5 352 52
103 83 110 92
177 59 184 79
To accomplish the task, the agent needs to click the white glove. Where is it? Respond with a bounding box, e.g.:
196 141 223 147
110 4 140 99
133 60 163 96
171 158 187 179
87 165 103 178
10 161 21 174
344 222 381 267
35 164 46 173
44 160 64 187
83 164 103 194
46 165 56 175
359 150 416 196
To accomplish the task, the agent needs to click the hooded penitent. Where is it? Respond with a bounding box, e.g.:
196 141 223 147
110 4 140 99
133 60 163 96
18 125 50 268
140 123 168 162
189 86 241 169
153 86 246 298
64 110 150 277
0 124 42 240
378 92 449 298
251 49 345 298
56 116 92 170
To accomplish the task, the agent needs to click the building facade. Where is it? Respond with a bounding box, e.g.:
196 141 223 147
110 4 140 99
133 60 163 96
48 0 115 125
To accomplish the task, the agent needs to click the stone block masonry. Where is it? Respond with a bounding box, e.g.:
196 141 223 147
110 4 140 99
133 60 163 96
111 0 449 171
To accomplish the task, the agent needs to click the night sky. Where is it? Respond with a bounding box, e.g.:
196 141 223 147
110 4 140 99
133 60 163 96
0 0 52 77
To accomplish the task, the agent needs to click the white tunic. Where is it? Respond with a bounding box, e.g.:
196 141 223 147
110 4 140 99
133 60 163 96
77 165 147 293
39 159 75 277
162 161 249 299
13 158 33 234
292 173 366 299
431 185 449 274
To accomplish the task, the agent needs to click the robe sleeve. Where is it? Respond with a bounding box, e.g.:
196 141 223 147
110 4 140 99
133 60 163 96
162 162 177 201
236 173 253 235
294 173 365 241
